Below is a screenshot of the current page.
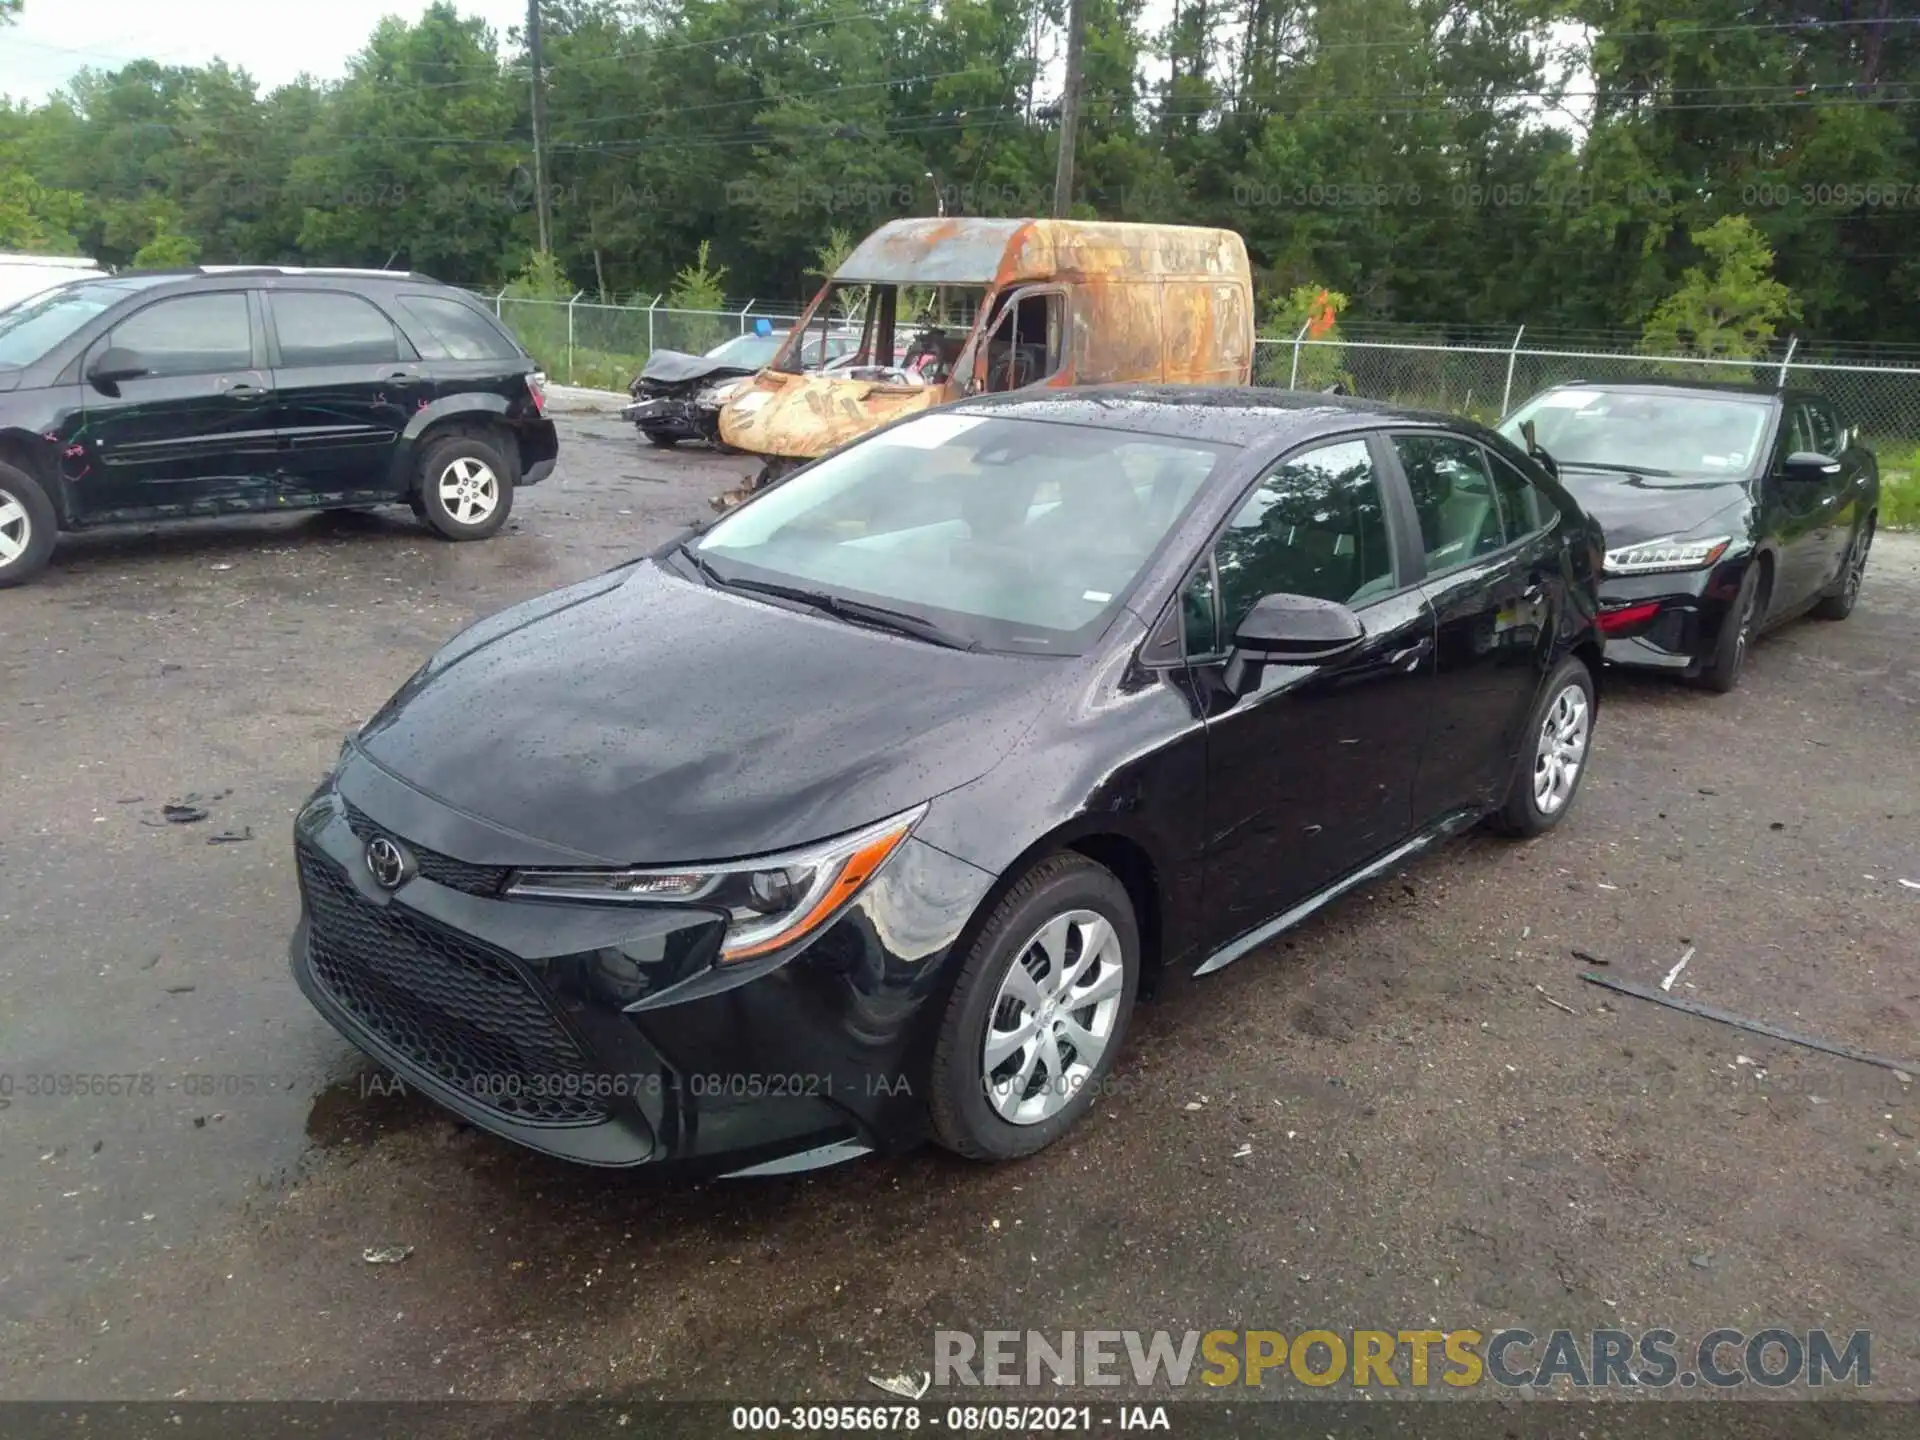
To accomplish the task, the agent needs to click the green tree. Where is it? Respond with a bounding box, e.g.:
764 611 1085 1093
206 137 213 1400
1639 213 1800 362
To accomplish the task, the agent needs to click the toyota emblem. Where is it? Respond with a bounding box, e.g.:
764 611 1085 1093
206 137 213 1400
365 835 412 890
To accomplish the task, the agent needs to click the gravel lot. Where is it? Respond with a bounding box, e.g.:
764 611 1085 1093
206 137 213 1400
2 410 1916 1408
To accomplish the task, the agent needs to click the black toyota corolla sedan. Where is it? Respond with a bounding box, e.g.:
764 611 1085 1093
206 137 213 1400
291 386 1604 1175
1498 380 1879 692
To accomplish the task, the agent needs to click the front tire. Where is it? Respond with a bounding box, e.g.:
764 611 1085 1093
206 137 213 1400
1812 519 1872 620
417 431 515 541
929 854 1139 1162
1699 560 1764 693
643 429 679 449
1489 654 1595 838
0 463 57 588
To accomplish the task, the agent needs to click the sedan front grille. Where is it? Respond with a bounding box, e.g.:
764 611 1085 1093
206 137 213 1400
340 800 510 897
298 845 607 1126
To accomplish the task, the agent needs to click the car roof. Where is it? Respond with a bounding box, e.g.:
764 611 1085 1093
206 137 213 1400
1530 377 1786 404
949 383 1475 447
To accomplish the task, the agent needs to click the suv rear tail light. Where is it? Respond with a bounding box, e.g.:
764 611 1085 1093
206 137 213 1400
527 371 547 414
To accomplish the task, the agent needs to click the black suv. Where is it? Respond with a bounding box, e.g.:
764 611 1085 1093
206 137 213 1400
0 267 559 586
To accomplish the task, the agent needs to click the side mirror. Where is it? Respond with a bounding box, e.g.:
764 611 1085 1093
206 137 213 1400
88 347 150 390
1782 451 1842 482
1222 593 1365 694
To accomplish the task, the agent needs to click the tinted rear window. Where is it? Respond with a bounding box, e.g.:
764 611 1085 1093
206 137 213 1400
394 294 523 362
271 289 402 366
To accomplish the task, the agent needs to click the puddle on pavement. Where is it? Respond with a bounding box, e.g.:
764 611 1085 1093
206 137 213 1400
305 1066 450 1149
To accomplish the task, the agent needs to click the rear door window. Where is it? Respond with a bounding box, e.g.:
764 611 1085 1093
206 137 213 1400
1394 433 1503 574
1487 449 1551 540
271 290 403 366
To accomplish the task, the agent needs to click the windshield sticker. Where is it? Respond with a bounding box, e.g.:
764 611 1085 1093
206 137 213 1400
882 413 988 449
1082 590 1112 603
1701 455 1732 468
1535 390 1603 410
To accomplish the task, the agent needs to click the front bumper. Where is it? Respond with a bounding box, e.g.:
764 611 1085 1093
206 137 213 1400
1596 560 1745 673
623 395 714 437
288 775 994 1171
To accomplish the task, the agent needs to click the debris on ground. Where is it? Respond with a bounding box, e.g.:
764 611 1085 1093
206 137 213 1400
1900 879 1920 891
1661 947 1695 992
868 1373 931 1400
1232 1143 1253 1159
361 1245 414 1265
160 804 208 825
1571 948 1609 966
1579 972 1920 1076
1690 1253 1714 1269
206 827 254 845
1535 985 1577 1015
163 985 195 994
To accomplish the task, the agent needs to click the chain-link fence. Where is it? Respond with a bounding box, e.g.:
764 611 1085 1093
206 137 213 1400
492 295 807 392
483 291 1920 455
1255 331 1920 449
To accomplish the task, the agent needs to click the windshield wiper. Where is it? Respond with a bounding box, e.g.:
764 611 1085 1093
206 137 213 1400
674 541 727 588
816 593 980 651
1560 461 1680 477
690 562 977 651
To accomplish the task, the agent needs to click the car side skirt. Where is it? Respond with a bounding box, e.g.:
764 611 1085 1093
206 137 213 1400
1192 805 1484 977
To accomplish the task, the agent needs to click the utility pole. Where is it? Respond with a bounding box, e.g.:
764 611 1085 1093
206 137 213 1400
528 0 552 254
1051 0 1085 218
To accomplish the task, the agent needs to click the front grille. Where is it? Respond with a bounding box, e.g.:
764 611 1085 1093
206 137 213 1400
341 801 510 896
299 845 607 1126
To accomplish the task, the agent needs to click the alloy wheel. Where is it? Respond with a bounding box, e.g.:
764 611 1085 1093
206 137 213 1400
437 458 499 526
1844 530 1872 607
1532 683 1590 816
981 909 1126 1125
1732 584 1758 672
0 488 29 567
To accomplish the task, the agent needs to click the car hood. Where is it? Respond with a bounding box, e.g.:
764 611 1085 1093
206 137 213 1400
634 349 758 390
349 558 1059 865
1554 467 1752 549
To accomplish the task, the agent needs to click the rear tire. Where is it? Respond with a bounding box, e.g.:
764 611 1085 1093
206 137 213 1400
928 854 1139 1162
0 463 57 588
1698 560 1764 693
1812 519 1872 620
1489 654 1595 838
417 431 515 541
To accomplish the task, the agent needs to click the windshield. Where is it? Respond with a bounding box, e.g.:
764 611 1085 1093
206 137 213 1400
0 280 147 367
783 282 989 384
706 330 857 370
692 412 1228 654
1500 388 1771 481
705 333 783 368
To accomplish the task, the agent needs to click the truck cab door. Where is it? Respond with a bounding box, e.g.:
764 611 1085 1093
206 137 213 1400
968 285 1069 394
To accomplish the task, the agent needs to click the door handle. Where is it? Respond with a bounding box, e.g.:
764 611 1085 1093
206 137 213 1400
224 382 263 397
1387 639 1432 671
384 370 415 381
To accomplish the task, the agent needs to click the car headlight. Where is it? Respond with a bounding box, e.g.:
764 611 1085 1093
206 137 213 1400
502 804 927 963
698 378 747 407
1602 535 1731 575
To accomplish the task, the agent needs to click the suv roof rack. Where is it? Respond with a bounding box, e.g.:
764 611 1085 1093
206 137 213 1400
193 265 421 279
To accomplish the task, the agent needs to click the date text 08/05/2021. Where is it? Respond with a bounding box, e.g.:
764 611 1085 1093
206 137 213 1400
730 1406 1169 1432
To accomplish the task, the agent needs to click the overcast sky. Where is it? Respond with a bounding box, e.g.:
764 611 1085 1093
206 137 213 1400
0 0 531 103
